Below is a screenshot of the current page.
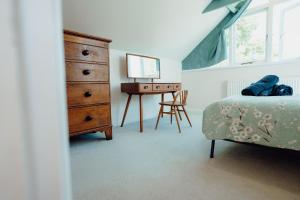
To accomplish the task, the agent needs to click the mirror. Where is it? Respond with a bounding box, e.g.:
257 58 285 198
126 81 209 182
126 53 160 79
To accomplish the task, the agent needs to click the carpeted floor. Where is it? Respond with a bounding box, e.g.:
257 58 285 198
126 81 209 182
70 113 300 200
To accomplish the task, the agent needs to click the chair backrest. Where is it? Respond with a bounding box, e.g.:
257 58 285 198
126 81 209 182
173 90 188 105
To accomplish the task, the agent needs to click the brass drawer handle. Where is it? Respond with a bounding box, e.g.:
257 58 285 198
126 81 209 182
144 86 148 89
84 91 92 97
82 49 90 56
156 86 160 89
167 86 170 88
85 116 93 122
82 69 91 75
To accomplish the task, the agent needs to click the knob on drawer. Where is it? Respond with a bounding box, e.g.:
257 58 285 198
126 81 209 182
156 86 160 89
82 49 90 56
144 86 148 89
84 91 92 97
85 116 93 122
82 69 90 75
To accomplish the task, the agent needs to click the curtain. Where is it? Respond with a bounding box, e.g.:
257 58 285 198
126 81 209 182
182 0 252 70
202 0 242 13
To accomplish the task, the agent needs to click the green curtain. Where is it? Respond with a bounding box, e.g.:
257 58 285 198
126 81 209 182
202 0 242 13
182 0 252 70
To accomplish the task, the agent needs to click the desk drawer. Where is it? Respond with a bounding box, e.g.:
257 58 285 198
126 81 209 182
164 84 173 91
64 41 108 63
153 84 163 91
67 83 110 106
68 105 110 133
66 62 109 82
173 83 181 91
138 84 152 93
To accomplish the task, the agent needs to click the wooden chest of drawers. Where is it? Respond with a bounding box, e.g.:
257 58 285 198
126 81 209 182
64 30 112 140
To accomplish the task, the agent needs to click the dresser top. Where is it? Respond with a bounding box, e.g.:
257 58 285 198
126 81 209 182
64 29 112 43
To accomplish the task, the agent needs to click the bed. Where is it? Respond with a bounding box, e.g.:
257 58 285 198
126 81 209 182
202 95 300 157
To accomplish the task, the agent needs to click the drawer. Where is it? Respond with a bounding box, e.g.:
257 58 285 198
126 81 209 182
66 62 109 82
173 83 181 91
67 83 110 106
64 41 108 63
68 105 110 133
138 84 152 93
153 84 163 91
163 84 173 91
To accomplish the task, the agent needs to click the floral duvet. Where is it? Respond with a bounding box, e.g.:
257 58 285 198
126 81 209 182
202 96 300 151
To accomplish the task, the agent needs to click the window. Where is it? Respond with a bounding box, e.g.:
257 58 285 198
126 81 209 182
273 0 300 61
235 10 267 64
220 0 300 67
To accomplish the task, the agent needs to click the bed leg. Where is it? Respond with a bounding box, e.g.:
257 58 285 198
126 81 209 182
210 140 215 158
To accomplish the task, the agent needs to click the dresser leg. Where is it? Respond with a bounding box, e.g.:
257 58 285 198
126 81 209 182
105 127 112 140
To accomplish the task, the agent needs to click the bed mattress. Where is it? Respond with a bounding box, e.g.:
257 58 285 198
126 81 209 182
202 96 300 151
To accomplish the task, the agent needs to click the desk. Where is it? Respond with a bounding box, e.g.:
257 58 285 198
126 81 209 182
120 83 182 132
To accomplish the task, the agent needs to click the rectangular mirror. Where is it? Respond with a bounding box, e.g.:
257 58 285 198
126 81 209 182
126 53 160 79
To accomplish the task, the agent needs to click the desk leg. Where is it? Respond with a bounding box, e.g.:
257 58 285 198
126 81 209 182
161 93 164 118
172 92 176 99
139 94 143 133
121 94 132 127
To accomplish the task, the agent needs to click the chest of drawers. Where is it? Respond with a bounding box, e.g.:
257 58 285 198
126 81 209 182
64 30 112 140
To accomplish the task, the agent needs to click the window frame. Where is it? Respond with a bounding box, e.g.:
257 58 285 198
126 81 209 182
224 0 300 68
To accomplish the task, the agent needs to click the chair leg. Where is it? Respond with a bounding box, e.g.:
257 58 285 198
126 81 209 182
174 109 181 133
170 106 173 124
176 106 182 120
182 106 192 127
155 105 163 130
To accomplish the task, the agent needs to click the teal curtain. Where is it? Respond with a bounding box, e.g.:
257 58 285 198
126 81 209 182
182 0 252 70
202 0 242 13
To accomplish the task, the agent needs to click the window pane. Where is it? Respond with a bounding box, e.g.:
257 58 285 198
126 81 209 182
273 0 300 61
235 11 267 64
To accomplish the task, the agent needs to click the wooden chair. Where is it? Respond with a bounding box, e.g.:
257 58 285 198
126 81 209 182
155 90 192 133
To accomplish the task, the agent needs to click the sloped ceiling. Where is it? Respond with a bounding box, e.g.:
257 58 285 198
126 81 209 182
63 0 228 61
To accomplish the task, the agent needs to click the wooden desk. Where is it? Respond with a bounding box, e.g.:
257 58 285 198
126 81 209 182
120 83 182 132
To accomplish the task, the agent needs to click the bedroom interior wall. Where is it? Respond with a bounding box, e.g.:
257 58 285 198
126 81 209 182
110 49 182 126
182 62 300 111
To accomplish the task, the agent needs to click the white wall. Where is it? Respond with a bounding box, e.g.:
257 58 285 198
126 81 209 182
0 0 72 199
182 62 300 111
110 49 182 126
0 1 29 199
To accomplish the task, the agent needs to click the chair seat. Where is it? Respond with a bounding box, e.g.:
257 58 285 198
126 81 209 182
159 101 184 106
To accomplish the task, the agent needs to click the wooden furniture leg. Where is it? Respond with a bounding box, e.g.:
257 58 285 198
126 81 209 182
182 105 192 127
155 105 163 129
161 93 164 118
174 107 181 133
121 94 132 127
172 92 175 99
170 106 173 124
139 94 143 133
176 106 182 120
104 127 112 140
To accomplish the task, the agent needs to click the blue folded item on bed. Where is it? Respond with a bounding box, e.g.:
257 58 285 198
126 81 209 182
271 84 293 96
242 75 279 96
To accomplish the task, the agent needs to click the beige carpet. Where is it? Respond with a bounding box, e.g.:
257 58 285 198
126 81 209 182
70 113 300 200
